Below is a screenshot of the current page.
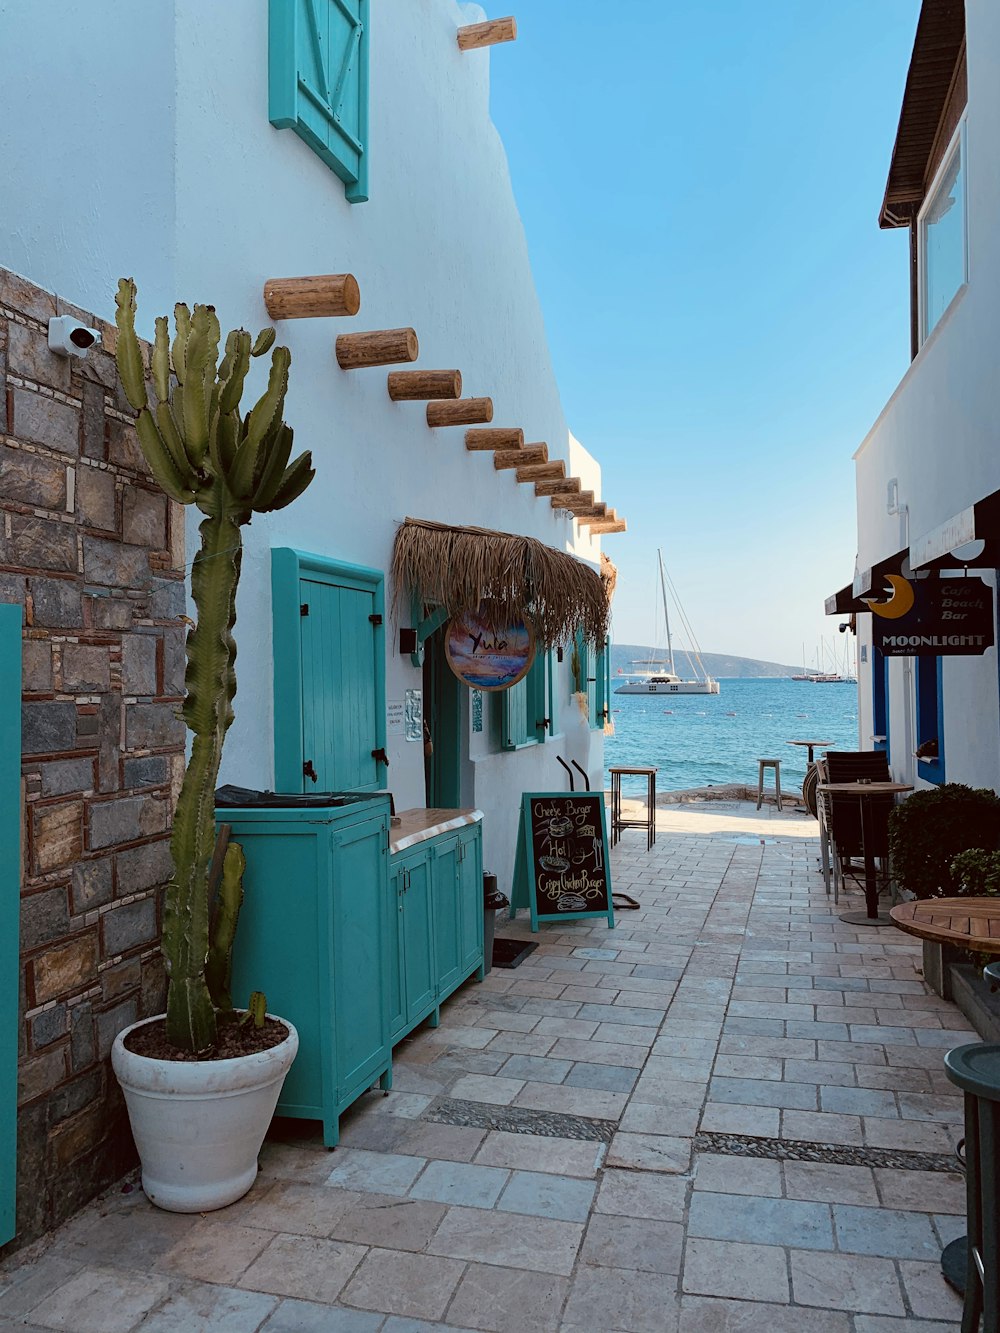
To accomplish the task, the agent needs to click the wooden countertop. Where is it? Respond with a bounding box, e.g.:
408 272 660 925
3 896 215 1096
390 807 484 856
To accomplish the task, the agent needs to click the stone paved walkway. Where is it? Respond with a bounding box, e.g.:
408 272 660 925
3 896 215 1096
0 802 974 1331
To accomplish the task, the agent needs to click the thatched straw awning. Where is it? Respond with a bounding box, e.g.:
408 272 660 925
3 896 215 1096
391 517 609 649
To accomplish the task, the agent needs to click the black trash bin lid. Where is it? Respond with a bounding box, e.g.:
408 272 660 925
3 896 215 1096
215 785 382 809
944 1043 1000 1101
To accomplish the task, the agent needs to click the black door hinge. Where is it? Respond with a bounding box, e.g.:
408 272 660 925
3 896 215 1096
371 747 389 767
536 717 551 731
369 613 383 626
300 603 309 616
303 759 318 783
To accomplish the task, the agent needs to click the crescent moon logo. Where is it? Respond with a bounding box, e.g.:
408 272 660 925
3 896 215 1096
865 574 915 620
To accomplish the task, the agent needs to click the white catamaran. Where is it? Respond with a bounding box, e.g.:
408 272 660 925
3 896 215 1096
615 550 721 696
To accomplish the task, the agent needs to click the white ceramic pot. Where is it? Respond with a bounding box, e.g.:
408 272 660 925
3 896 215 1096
111 1014 298 1213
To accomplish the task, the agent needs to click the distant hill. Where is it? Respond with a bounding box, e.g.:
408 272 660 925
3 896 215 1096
611 643 800 679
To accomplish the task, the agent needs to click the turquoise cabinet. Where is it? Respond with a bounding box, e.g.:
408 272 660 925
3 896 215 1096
388 820 485 1042
223 796 392 1147
224 802 484 1145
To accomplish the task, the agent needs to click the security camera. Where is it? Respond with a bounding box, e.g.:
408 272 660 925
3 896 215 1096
48 315 100 359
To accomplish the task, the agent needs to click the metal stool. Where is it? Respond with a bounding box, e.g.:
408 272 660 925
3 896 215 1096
609 765 657 850
942 1041 1000 1332
756 758 783 811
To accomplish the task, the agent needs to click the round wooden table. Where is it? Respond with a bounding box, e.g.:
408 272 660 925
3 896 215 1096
786 739 833 765
889 896 1000 954
818 780 913 925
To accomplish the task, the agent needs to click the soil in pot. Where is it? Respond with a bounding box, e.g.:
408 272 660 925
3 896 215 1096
124 1016 289 1061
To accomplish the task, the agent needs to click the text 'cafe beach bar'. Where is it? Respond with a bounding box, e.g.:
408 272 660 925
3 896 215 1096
224 520 617 1145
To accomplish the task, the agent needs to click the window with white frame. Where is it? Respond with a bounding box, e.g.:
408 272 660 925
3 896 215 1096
919 121 967 343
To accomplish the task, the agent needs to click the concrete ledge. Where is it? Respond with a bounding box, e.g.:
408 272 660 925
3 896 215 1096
949 962 1000 1043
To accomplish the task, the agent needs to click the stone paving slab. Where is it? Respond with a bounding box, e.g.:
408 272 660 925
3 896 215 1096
0 800 972 1330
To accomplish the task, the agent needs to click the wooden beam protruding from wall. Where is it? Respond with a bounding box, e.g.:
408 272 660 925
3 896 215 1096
572 503 608 520
495 445 548 470
588 518 628 534
457 17 517 50
426 397 493 427
535 477 580 498
336 328 419 369
515 460 563 481
465 428 523 452
264 274 361 319
387 369 462 401
578 507 615 527
552 491 595 513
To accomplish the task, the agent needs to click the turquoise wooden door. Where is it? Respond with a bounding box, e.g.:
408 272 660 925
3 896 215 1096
330 817 389 1099
457 827 483 977
0 604 19 1245
430 837 463 996
402 855 435 1025
386 859 406 1040
300 577 379 791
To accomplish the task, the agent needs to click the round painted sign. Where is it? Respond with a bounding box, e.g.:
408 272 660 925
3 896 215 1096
445 607 536 691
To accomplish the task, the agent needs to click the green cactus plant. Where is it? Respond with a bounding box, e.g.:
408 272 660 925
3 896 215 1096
114 278 315 1054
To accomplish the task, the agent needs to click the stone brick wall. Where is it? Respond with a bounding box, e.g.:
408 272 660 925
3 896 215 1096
0 268 186 1246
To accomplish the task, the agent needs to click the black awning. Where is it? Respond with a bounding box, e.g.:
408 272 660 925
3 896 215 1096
825 584 869 616
910 489 1000 569
853 549 908 600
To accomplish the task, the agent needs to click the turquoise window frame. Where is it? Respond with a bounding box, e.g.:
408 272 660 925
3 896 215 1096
915 656 945 784
271 548 386 791
500 652 549 751
268 0 370 204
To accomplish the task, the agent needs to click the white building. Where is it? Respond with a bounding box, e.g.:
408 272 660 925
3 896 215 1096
829 0 1000 792
1 1 624 888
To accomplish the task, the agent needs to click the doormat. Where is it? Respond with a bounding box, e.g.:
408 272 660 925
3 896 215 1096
492 938 538 969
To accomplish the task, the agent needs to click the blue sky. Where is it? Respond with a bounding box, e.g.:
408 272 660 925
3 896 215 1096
488 0 921 667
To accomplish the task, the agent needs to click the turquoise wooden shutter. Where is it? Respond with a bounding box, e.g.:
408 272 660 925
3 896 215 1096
594 637 611 731
269 0 370 203
501 656 547 750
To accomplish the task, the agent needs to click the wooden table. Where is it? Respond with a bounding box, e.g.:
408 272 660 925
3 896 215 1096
609 765 658 850
787 740 833 815
786 739 833 765
889 896 1000 954
818 781 913 926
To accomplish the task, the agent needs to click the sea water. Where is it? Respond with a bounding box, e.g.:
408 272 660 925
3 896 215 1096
603 677 861 795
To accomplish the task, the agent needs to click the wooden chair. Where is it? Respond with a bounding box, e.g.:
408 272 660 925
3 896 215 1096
823 750 894 900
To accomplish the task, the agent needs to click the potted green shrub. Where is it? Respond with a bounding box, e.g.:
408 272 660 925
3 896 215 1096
951 849 1000 897
888 783 1000 899
109 279 315 1212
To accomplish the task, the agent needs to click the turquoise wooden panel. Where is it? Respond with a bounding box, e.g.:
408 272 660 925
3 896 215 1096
227 816 331 1122
595 636 611 731
269 0 370 203
501 654 547 750
0 605 20 1245
331 817 389 1096
430 837 463 994
271 549 386 794
402 855 435 1024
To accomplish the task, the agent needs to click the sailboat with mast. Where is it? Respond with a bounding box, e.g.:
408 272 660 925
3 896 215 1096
614 550 721 696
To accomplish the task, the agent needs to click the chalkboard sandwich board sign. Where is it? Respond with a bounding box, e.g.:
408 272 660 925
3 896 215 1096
511 792 614 931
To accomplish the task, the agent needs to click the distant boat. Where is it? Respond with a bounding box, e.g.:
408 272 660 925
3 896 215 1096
615 550 720 696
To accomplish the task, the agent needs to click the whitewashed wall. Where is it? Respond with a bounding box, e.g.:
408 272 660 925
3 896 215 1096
1 0 606 888
852 0 1000 791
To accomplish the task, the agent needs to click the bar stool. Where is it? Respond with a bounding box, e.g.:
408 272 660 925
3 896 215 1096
756 759 783 811
608 765 657 850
